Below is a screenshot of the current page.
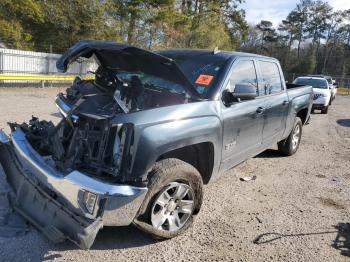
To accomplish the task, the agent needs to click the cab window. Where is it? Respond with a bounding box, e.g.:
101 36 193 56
258 61 283 95
229 60 258 94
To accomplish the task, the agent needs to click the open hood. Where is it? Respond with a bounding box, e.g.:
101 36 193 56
57 40 199 98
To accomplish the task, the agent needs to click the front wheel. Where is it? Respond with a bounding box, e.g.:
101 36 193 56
278 117 302 156
134 158 203 239
321 106 329 114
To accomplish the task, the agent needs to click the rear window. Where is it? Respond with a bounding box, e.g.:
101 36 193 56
258 61 283 95
158 52 228 95
293 78 328 89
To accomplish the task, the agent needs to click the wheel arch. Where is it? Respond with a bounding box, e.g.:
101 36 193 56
296 108 309 124
156 142 215 185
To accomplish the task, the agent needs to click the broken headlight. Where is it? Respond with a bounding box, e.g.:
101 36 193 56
83 191 97 214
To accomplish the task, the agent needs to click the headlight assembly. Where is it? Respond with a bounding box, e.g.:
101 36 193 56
83 191 97 214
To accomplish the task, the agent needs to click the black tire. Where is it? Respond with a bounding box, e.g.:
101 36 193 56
133 158 203 239
278 117 302 156
321 106 329 114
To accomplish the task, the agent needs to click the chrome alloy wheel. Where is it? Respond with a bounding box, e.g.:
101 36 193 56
151 182 194 232
292 124 301 150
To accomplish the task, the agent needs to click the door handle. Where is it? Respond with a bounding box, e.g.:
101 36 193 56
256 107 265 114
282 100 289 106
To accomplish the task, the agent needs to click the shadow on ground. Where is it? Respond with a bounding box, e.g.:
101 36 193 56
92 225 157 250
0 164 156 261
2 223 157 261
46 224 157 251
337 119 350 127
255 149 286 159
253 230 336 245
332 223 350 257
253 223 350 257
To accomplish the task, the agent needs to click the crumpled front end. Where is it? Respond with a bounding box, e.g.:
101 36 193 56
0 128 147 249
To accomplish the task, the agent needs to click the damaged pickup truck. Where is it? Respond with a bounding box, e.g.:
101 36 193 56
0 40 313 249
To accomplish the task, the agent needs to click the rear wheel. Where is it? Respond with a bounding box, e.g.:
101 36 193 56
278 117 302 156
134 158 203 239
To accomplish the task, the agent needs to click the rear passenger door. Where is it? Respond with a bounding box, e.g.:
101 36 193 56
257 60 289 146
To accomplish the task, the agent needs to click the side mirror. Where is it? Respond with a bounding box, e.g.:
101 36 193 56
222 83 257 106
232 83 257 100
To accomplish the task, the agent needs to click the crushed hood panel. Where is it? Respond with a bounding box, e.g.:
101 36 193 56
56 40 199 98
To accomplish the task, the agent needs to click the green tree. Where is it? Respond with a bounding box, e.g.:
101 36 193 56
36 0 110 52
177 0 247 50
293 45 316 74
256 20 277 55
0 0 44 49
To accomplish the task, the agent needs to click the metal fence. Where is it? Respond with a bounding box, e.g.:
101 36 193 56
1 48 350 91
0 48 97 87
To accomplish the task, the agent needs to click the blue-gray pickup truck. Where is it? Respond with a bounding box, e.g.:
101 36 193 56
0 40 313 249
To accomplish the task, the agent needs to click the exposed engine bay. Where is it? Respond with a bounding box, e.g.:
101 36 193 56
65 66 189 113
10 66 190 182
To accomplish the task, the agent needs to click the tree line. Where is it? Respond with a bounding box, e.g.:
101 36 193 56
0 0 349 77
241 0 350 78
0 0 247 52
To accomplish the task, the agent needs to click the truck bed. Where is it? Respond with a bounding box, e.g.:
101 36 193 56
286 83 313 98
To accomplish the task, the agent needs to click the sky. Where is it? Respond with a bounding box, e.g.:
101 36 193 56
241 0 350 27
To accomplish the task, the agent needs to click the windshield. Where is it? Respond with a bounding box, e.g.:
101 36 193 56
116 71 186 95
293 78 328 89
157 51 229 95
110 70 189 113
308 75 333 84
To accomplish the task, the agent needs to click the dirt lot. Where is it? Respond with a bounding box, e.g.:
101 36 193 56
0 88 349 262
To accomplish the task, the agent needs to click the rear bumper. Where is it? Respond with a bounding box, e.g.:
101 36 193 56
0 129 147 249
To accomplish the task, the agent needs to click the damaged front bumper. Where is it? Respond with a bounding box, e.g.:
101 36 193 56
0 129 147 249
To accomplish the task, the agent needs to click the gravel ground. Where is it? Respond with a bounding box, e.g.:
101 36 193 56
0 88 349 262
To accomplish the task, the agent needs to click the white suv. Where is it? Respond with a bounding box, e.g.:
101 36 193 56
308 75 337 102
293 77 331 114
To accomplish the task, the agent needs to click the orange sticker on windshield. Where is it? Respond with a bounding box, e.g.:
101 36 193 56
195 74 214 86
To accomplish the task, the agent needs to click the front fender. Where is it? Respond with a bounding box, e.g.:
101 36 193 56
130 116 222 182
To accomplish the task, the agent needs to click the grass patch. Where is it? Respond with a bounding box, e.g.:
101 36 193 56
337 87 350 95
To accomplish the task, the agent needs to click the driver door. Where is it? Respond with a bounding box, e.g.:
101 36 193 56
220 59 266 171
